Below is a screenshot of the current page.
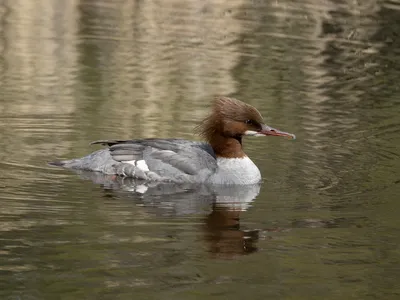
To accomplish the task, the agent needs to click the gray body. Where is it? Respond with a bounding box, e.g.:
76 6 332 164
52 138 262 185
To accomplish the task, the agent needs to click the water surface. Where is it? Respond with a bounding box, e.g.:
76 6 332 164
1 0 400 299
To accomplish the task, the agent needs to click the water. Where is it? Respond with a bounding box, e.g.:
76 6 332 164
1 0 400 299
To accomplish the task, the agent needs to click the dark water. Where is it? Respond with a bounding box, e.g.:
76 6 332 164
1 0 400 299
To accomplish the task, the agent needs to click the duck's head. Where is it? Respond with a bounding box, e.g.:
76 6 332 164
197 96 296 142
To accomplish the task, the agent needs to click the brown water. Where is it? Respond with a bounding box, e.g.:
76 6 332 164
1 0 400 299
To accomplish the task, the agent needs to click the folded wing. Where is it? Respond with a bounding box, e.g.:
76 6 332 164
91 138 218 179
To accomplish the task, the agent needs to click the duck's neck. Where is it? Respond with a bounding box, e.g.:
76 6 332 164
208 134 246 158
207 135 261 184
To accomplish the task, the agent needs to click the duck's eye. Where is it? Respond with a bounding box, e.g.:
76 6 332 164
245 119 255 125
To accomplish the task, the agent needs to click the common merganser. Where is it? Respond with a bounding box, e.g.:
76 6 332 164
49 96 295 185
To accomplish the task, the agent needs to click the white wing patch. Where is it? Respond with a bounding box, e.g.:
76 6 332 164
137 160 149 172
125 160 150 172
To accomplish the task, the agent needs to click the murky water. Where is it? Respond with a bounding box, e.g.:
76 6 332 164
1 0 400 299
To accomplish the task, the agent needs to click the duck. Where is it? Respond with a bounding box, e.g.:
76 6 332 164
49 96 295 185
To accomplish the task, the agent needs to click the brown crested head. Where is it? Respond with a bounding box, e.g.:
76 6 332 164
195 96 295 158
196 96 264 141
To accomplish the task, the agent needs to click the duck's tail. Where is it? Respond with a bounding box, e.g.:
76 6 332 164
47 160 67 167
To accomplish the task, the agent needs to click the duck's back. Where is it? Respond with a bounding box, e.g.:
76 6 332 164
50 139 218 183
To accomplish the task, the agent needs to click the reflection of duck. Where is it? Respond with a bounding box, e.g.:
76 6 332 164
50 96 295 185
204 204 259 259
77 171 261 214
75 171 261 257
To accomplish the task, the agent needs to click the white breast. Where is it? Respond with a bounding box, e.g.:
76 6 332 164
212 156 262 185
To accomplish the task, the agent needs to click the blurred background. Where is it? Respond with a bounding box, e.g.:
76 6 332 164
1 0 400 299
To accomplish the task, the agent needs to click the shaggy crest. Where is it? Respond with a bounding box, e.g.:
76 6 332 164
195 96 264 141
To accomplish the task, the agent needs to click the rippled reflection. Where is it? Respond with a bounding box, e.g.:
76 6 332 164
77 171 261 258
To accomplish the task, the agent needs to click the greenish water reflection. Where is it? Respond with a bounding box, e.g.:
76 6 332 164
1 0 400 299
